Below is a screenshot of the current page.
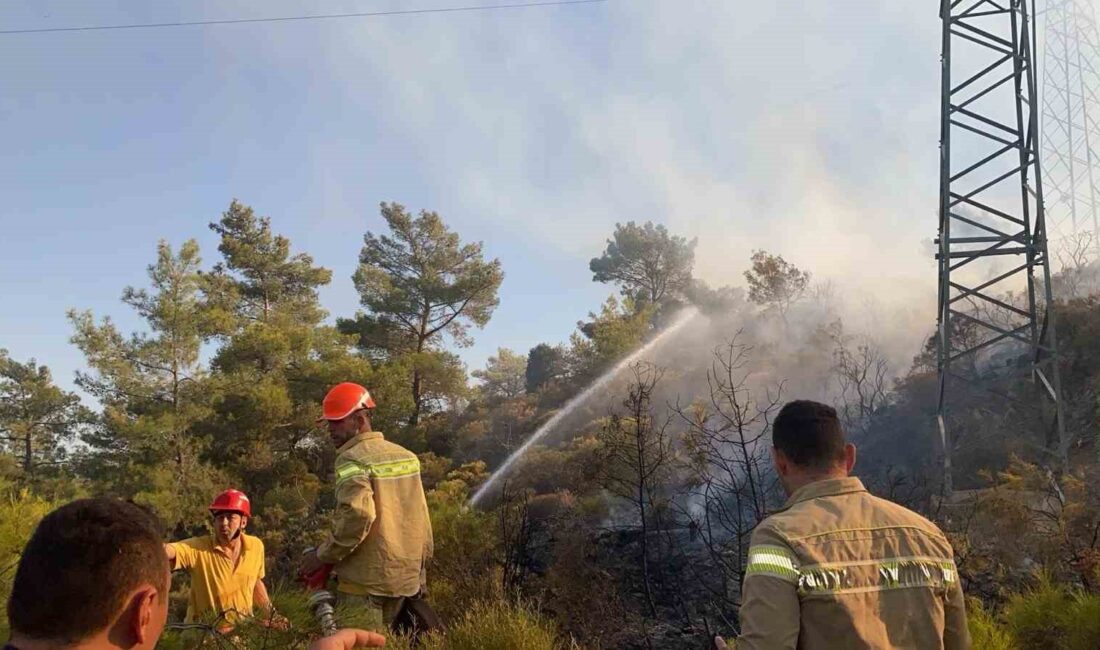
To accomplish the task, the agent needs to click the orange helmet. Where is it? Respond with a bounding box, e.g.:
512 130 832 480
209 489 251 517
319 382 376 421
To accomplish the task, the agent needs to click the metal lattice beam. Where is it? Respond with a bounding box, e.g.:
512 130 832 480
1041 0 1100 245
937 0 1067 495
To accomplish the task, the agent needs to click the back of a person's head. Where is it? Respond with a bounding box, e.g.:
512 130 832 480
772 400 848 472
7 498 167 644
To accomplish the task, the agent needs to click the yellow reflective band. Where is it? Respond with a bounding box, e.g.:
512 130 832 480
368 457 421 479
335 463 367 485
746 545 799 583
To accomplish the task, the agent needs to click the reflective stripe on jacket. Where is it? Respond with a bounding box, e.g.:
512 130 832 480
316 431 434 598
737 477 971 650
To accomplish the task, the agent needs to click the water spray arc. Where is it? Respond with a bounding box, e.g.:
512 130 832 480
469 307 699 508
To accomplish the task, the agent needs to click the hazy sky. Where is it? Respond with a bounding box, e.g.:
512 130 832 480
1 1 951 394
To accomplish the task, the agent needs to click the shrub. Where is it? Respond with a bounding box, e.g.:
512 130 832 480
1002 575 1073 649
425 475 500 619
1064 591 1100 650
966 598 1016 650
419 599 564 650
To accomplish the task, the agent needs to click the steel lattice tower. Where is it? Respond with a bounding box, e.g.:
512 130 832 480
1041 0 1100 245
937 0 1066 495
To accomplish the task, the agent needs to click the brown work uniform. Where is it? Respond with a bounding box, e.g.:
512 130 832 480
317 431 434 601
737 477 970 649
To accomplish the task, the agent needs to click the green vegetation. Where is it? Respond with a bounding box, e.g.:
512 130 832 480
3 204 1100 648
966 578 1100 650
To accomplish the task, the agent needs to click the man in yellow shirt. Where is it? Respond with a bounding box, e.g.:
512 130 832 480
164 489 279 627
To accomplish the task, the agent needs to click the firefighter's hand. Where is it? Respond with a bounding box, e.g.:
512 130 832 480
307 628 386 649
300 549 324 575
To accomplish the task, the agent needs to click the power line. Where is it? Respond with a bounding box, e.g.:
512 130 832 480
0 0 607 35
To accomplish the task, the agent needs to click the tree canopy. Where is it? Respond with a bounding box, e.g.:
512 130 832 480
473 348 527 402
0 351 87 478
350 202 503 426
743 249 811 315
589 221 697 305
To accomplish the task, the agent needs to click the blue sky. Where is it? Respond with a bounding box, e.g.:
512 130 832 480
0 1 945 396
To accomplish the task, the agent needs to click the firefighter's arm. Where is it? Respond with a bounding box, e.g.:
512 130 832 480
165 539 197 570
943 562 972 650
253 578 272 613
317 468 376 564
736 528 800 650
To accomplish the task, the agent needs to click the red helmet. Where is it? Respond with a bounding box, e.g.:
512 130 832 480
209 489 251 517
318 382 376 421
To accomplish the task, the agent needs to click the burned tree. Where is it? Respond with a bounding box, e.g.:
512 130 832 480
497 479 536 594
672 335 783 619
828 323 891 436
597 362 675 620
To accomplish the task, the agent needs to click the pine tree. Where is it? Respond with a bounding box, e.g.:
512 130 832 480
0 351 89 479
346 202 503 428
68 240 224 527
202 201 375 505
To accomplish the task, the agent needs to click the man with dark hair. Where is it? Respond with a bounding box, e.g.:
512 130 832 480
4 498 387 650
736 400 971 649
6 498 170 650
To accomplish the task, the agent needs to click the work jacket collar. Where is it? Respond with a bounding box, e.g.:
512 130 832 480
782 476 866 510
337 430 384 454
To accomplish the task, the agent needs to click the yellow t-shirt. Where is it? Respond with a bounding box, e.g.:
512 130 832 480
170 533 266 623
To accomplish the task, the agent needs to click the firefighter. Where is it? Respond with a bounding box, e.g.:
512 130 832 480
300 382 434 632
164 489 282 628
736 400 970 649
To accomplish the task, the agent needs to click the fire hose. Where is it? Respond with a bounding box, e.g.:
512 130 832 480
298 548 338 636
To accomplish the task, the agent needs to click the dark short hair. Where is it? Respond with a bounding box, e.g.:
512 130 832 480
7 498 168 643
772 400 847 471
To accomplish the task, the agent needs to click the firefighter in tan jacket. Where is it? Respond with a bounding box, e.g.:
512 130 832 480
735 400 970 650
300 382 434 631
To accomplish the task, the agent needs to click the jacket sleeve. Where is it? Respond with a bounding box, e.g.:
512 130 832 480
736 526 801 650
317 464 376 564
943 561 972 650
